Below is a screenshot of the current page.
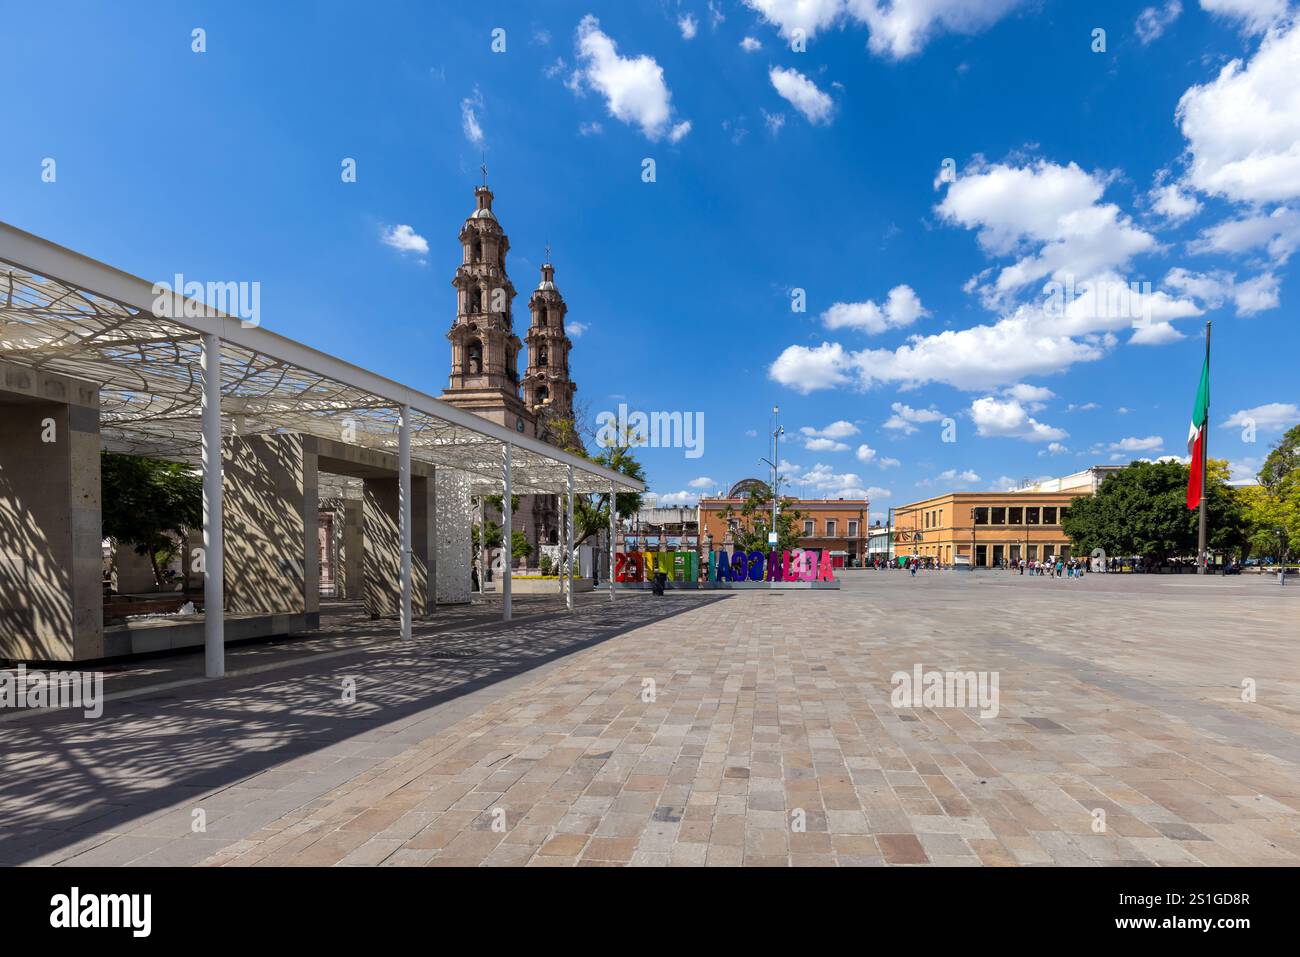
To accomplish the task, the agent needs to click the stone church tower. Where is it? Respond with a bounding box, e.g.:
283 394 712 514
522 259 578 435
441 181 579 556
442 183 536 438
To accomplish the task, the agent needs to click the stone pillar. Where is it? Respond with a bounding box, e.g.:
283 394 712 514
0 361 103 662
111 541 159 594
336 498 364 599
222 433 319 617
363 475 433 618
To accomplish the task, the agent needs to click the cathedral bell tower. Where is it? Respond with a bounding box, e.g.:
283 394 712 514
521 256 578 434
442 180 534 436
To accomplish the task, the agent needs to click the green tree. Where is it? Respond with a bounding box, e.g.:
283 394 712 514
490 410 645 551
1242 424 1300 562
717 488 804 553
1258 423 1300 492
100 452 202 589
1062 458 1246 563
511 529 532 561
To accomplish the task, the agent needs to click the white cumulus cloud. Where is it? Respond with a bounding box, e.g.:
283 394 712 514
970 396 1068 442
1176 21 1300 204
883 402 945 434
1220 402 1300 430
1136 1 1183 44
822 284 928 334
573 15 690 141
769 66 835 124
461 88 485 145
381 224 429 255
1199 0 1291 35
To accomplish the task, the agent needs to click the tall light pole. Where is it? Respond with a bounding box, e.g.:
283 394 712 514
770 406 783 535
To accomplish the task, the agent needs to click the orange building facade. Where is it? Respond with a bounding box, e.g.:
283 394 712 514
696 496 870 567
891 491 1083 567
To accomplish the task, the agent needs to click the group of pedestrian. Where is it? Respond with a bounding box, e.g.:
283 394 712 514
1012 557 1085 578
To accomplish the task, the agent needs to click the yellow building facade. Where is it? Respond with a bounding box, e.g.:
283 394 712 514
892 491 1083 567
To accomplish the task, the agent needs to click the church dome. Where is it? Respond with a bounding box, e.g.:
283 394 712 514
728 478 771 499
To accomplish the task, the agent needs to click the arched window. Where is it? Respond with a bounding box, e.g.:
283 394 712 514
470 240 482 262
536 385 549 405
468 285 481 313
538 346 548 367
467 340 483 375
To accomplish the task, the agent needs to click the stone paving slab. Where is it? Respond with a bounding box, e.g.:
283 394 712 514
0 594 711 865
5 573 1298 867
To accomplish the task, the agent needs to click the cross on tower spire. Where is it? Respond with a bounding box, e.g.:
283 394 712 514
480 157 488 187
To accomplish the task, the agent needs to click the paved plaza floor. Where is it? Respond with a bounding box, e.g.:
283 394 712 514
3 572 1298 867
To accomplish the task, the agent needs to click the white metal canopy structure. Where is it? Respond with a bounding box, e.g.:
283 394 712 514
0 222 637 495
0 221 637 672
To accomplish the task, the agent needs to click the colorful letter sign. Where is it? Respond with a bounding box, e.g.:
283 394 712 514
615 549 836 586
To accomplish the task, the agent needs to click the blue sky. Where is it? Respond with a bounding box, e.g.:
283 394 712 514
3 0 1298 520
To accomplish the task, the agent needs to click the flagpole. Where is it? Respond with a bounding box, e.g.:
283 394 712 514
1198 321 1210 575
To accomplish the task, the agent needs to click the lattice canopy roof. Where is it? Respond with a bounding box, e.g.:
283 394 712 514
0 223 639 497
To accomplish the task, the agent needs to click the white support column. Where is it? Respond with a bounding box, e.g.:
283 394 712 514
479 495 487 595
399 404 412 641
201 333 225 678
502 444 513 621
566 464 575 612
609 479 617 602
429 463 437 612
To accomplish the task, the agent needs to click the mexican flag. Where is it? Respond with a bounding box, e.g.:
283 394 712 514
1186 350 1210 510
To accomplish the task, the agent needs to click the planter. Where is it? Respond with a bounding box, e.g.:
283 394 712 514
506 576 594 595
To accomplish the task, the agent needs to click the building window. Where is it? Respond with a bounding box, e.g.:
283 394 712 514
847 520 858 537
803 519 814 536
826 519 837 536
973 507 989 525
1009 506 1023 525
992 506 1006 525
1028 545 1038 561
1026 507 1040 525
467 340 483 375
1043 506 1058 525
538 346 548 367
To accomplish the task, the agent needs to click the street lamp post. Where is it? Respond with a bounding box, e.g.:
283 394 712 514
763 406 783 538
1277 528 1288 586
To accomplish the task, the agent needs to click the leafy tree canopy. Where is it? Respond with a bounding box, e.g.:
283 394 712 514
101 452 202 587
1061 458 1246 562
1241 423 1300 560
716 489 805 553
